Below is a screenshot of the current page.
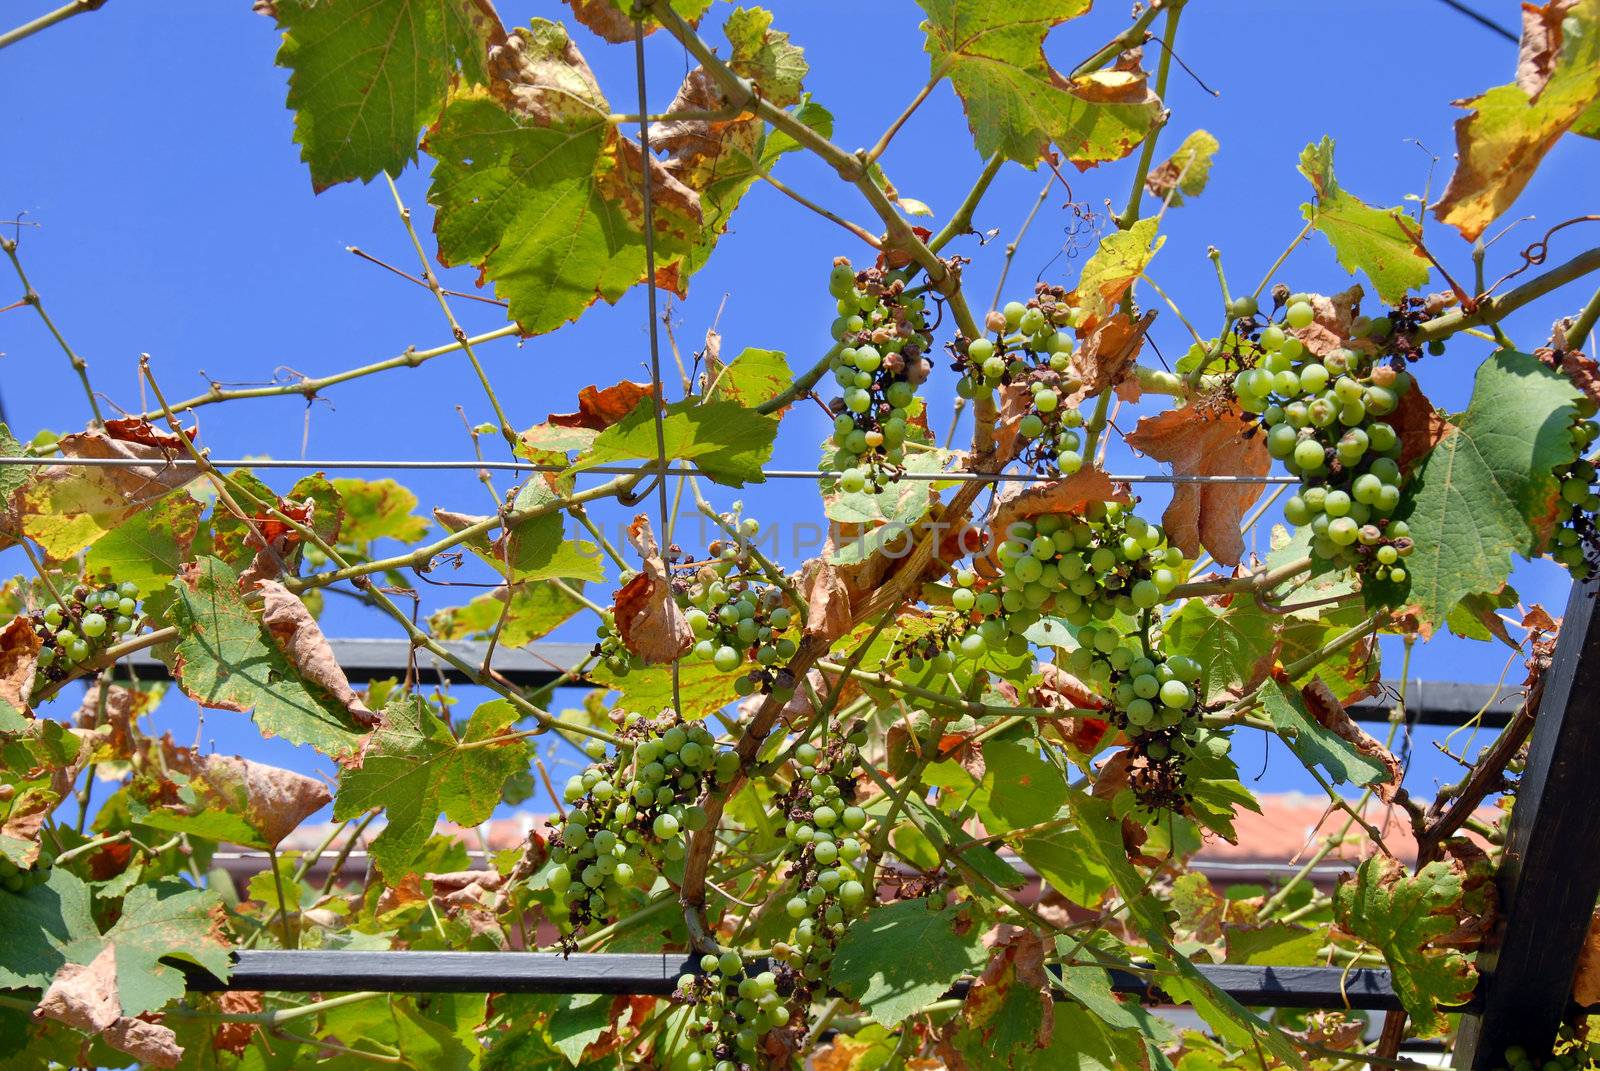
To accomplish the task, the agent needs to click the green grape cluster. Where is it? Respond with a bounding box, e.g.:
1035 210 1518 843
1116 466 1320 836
1062 621 1203 809
1240 296 1417 579
1551 405 1600 580
29 581 143 686
674 953 788 1071
825 259 934 493
771 734 873 995
1497 1035 1600 1071
547 712 735 944
681 521 799 696
952 287 1088 476
952 503 1188 661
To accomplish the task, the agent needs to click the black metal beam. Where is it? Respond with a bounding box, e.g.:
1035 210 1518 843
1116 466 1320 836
116 638 1521 726
177 951 1403 1010
1453 580 1600 1069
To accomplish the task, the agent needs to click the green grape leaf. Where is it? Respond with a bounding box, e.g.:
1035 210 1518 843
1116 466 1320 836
572 397 778 487
426 20 706 336
1145 129 1219 207
429 581 587 647
501 479 606 582
1224 922 1323 966
1158 957 1304 1068
331 478 430 547
1334 855 1478 1036
977 735 1066 832
914 0 1160 166
334 695 528 879
1446 586 1520 645
83 494 201 598
1181 731 1262 843
906 796 1027 890
827 897 987 1026
824 450 944 564
1297 137 1430 304
0 870 230 1013
1 719 90 866
705 346 792 411
1162 596 1275 704
1051 962 1169 1038
166 557 368 760
1401 350 1582 626
590 657 739 720
1261 679 1398 792
1015 826 1112 907
0 867 98 990
546 992 611 1065
1435 0 1600 240
271 0 492 191
723 6 807 107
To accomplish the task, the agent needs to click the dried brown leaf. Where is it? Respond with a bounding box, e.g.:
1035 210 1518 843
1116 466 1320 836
1072 309 1155 395
35 945 121 1033
561 0 640 42
613 515 693 664
166 749 332 849
1290 285 1364 358
1301 679 1401 801
1391 380 1456 473
1573 911 1600 1006
255 581 377 728
0 614 41 715
105 1018 183 1069
213 991 262 1055
548 381 658 431
1124 401 1270 567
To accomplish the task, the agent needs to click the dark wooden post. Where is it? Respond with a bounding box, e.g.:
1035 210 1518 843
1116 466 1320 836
1455 579 1600 1068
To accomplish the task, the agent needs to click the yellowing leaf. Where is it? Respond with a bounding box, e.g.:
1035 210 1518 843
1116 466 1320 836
1434 0 1600 239
914 0 1161 166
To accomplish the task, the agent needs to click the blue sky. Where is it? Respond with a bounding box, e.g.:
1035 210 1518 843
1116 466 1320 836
2 1 1594 814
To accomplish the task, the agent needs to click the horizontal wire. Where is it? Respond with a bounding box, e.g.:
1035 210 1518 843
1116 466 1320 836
0 455 1300 485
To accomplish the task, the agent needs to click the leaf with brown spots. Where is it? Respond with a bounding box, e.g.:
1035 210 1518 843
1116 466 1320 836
1124 401 1270 567
548 381 659 431
140 746 333 850
939 932 1054 1069
1537 344 1600 409
1298 678 1402 801
613 515 693 664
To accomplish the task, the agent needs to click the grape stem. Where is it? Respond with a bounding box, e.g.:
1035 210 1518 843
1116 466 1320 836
1 233 103 424
1412 245 1600 344
1566 282 1600 350
1111 0 1185 231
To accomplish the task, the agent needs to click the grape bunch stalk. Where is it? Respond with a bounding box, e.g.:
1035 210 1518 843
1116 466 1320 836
29 581 144 687
825 259 934 494
546 711 734 945
1062 619 1203 809
949 502 1188 664
1239 295 1418 581
952 287 1088 476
